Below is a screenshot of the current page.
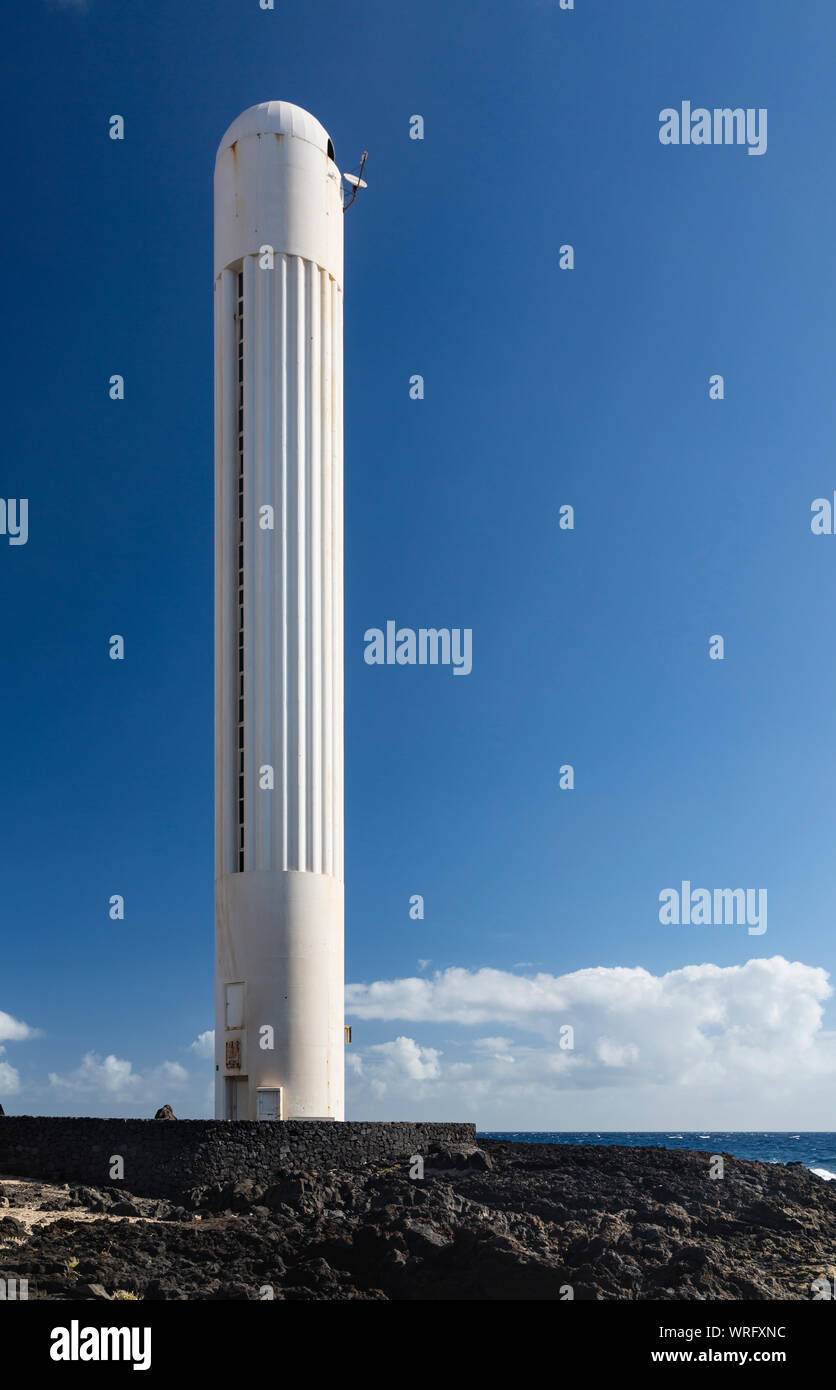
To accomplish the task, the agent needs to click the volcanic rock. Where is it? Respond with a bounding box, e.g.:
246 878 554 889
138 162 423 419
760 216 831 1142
1 1140 835 1299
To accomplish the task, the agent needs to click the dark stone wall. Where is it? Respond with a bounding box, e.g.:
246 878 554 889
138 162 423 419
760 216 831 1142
0 1118 476 1197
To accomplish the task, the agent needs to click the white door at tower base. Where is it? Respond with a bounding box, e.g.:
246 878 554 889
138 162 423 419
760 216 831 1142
226 1076 248 1120
257 1088 282 1121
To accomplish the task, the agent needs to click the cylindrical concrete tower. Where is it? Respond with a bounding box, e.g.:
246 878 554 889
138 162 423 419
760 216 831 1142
213 102 344 1121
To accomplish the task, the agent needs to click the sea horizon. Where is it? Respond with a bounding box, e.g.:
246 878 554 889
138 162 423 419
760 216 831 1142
478 1131 836 1179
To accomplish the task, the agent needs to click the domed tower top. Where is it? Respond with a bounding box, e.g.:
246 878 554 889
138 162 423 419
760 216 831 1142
216 101 336 164
213 100 342 283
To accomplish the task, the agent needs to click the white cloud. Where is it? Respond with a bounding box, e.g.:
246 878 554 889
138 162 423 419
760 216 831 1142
0 1062 20 1096
361 1037 442 1100
189 1030 215 1059
0 1010 39 1044
160 1061 188 1083
346 958 836 1128
49 1053 140 1097
14 958 836 1125
348 957 831 1051
0 1010 41 1101
369 1036 441 1080
348 963 598 1029
0 1006 215 1116
48 1052 191 1105
472 1036 516 1062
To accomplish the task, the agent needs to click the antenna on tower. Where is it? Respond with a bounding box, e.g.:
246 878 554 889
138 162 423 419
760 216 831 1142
342 151 368 211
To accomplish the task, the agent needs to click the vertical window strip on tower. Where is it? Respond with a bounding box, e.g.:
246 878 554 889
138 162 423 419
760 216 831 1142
236 269 245 871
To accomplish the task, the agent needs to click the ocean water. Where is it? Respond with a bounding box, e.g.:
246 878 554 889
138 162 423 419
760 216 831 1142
478 1132 836 1180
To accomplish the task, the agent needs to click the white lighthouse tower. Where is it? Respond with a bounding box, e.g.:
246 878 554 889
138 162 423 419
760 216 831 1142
213 102 345 1121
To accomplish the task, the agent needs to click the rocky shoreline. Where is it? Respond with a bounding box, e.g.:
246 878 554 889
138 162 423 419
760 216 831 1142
1 1138 834 1300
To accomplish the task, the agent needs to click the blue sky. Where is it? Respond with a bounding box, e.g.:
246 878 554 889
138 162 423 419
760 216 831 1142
4 0 836 1127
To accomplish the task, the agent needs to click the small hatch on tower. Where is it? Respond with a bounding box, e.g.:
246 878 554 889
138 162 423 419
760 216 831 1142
225 982 245 1030
257 1087 282 1121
